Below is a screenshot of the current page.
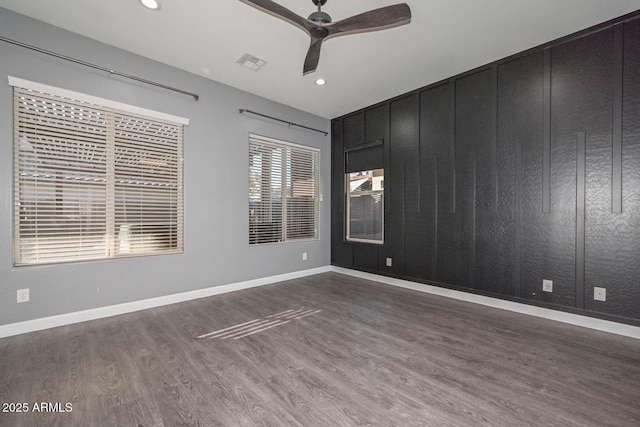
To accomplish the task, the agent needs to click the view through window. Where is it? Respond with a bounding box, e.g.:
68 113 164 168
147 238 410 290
249 134 319 245
346 169 384 243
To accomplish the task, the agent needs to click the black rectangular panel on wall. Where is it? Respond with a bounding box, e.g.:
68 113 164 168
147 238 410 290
394 94 426 281
452 70 494 289
365 104 388 143
419 84 454 284
345 144 384 173
331 118 353 267
368 104 391 229
594 19 640 320
380 95 418 276
353 242 378 272
343 112 365 147
552 29 615 309
498 51 545 301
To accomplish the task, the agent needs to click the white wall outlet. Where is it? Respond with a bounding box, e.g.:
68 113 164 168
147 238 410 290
302 252 307 261
17 288 29 303
386 257 392 267
542 279 553 292
594 287 606 302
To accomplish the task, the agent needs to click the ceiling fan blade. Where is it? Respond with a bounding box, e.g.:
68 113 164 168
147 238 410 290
327 3 411 37
239 0 313 34
303 38 323 75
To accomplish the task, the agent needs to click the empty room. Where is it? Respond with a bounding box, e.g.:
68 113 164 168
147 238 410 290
1 1 640 425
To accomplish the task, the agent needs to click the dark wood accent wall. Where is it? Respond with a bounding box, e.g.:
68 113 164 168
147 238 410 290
331 12 640 325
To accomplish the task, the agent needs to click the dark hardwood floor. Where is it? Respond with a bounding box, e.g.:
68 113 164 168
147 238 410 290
1 272 639 426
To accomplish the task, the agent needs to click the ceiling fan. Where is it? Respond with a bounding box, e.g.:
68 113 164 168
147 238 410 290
239 0 412 75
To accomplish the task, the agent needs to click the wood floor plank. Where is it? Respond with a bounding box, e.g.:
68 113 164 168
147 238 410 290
110 394 165 427
1 272 639 426
224 338 378 426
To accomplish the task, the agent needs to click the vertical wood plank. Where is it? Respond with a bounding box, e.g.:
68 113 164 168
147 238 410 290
469 153 477 287
450 81 457 213
491 65 499 213
433 156 439 279
402 161 407 277
514 137 523 298
415 93 422 213
543 49 552 214
331 118 353 267
612 23 624 214
384 102 390 270
576 132 586 309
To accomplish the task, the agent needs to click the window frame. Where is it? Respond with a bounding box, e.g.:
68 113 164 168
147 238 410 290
248 133 320 246
345 169 385 245
11 77 187 266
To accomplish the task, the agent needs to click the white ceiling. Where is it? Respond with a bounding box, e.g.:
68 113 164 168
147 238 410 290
1 0 639 119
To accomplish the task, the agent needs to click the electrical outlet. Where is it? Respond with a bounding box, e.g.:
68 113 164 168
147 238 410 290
302 252 307 261
594 287 606 302
386 257 392 267
17 288 29 303
542 279 553 293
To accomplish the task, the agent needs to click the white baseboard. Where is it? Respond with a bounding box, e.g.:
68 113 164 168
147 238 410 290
0 266 332 339
330 267 640 340
5 266 638 341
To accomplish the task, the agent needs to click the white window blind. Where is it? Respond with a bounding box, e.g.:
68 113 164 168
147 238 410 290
13 83 184 266
249 134 319 245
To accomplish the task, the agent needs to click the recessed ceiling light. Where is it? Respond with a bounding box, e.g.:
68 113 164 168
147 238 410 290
140 0 160 10
315 78 327 86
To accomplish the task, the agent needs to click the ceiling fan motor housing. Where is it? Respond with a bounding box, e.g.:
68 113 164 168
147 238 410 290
308 11 331 24
308 10 331 38
311 27 329 39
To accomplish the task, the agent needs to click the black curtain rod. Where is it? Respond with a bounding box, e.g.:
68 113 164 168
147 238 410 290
0 36 200 101
239 109 328 136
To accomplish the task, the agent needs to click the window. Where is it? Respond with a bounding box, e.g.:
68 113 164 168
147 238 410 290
249 134 319 245
346 169 384 244
12 77 186 266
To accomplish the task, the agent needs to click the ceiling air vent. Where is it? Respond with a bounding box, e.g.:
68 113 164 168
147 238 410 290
236 53 267 71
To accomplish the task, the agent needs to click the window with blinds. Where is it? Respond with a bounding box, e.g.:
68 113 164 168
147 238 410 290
249 134 319 245
12 80 185 266
345 142 384 244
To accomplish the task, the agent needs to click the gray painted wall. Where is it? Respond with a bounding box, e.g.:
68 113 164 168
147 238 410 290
0 8 331 326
